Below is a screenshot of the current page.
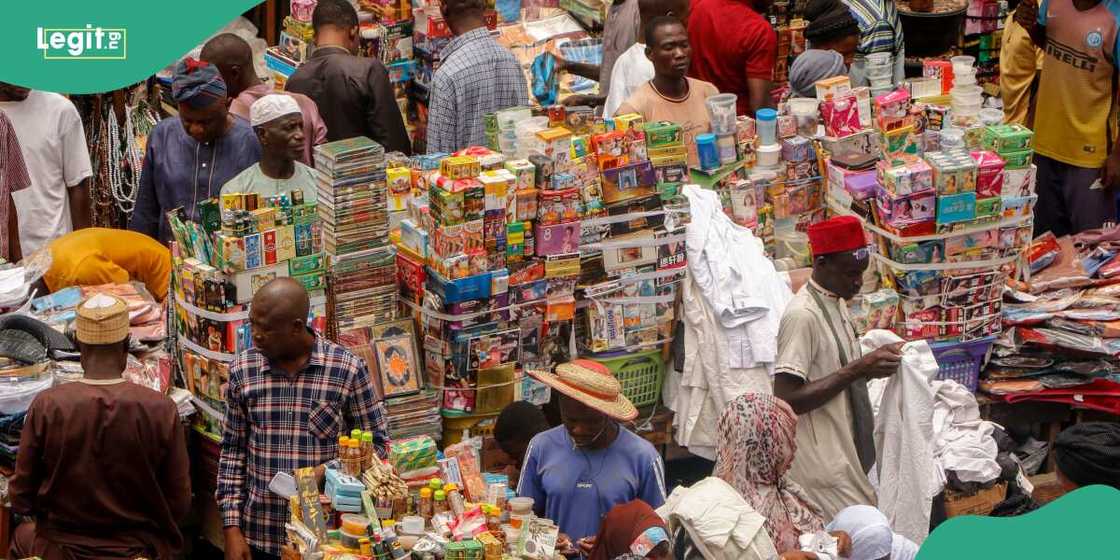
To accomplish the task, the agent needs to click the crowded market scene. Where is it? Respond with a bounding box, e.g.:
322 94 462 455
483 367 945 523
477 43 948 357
2 0 1120 558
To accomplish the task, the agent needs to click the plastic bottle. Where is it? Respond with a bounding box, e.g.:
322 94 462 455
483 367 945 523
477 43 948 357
337 436 349 463
428 478 443 493
433 490 448 514
351 428 362 441
444 483 465 517
382 528 408 559
485 505 501 533
372 533 390 560
345 438 363 476
418 487 433 522
361 431 375 471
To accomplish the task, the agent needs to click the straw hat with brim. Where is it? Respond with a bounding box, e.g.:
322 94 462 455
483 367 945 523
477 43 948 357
528 359 637 421
75 294 130 345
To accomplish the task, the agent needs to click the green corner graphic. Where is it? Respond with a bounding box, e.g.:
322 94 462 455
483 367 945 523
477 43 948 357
918 485 1120 559
2 1 264 93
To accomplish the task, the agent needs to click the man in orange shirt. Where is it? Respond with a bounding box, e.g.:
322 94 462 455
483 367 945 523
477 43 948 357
41 228 172 301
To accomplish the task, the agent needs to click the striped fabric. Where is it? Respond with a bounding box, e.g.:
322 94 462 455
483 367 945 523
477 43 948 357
842 0 905 55
217 334 390 555
0 110 30 260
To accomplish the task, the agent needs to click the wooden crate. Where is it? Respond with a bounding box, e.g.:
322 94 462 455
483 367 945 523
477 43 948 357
944 482 1008 517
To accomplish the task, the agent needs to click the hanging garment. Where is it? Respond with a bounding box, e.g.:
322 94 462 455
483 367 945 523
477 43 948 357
860 329 941 544
675 185 792 457
657 477 778 560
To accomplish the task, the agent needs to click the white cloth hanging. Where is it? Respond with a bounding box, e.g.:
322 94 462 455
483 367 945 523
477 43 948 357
673 185 792 458
860 329 941 545
861 330 1002 544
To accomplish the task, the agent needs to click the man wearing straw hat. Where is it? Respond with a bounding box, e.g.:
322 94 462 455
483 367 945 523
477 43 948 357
773 216 902 519
9 294 191 560
519 359 667 556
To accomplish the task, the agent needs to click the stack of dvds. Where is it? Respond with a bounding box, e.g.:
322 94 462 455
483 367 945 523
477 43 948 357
383 390 443 442
330 246 399 333
314 137 390 256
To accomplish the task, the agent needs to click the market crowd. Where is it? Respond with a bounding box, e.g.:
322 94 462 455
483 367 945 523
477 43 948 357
1 0 1120 558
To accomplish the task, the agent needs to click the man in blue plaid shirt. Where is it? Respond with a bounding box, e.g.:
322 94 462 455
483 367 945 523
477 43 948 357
217 278 389 559
426 0 530 153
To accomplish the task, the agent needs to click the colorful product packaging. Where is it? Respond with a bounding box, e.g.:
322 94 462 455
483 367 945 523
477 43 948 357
814 75 852 100
877 189 936 228
876 155 933 196
821 94 862 138
1002 164 1037 197
936 192 978 225
970 150 1006 198
926 149 978 195
982 123 1034 152
389 436 438 474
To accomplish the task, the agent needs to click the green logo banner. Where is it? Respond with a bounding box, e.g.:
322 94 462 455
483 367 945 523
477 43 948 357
919 485 1120 559
1 0 264 93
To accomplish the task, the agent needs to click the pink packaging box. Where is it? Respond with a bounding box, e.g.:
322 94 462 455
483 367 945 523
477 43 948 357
821 94 862 138
970 150 1006 199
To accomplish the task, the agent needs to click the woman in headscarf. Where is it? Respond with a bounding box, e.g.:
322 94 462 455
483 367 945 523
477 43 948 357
788 50 849 98
588 500 671 560
826 505 919 560
713 393 825 552
787 0 860 98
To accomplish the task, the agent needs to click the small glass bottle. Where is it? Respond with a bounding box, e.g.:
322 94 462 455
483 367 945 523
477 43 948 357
428 478 443 493
351 428 362 441
337 435 348 463
433 490 448 515
345 438 363 476
444 483 465 517
418 487 433 523
361 431 375 471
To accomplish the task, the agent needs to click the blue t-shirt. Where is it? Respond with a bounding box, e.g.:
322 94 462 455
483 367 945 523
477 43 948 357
516 425 667 542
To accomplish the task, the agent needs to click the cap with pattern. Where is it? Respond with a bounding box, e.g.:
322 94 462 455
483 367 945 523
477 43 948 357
75 294 129 345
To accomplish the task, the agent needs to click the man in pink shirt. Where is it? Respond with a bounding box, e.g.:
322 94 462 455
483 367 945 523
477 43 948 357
201 34 327 166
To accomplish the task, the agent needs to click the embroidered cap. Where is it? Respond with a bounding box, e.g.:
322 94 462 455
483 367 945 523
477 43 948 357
75 294 129 345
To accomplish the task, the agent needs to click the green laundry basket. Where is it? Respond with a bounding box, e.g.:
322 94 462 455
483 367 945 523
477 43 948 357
591 349 666 408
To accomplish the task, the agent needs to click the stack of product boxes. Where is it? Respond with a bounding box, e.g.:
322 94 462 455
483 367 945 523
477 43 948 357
822 78 1036 342
391 110 694 414
169 189 326 438
314 137 400 336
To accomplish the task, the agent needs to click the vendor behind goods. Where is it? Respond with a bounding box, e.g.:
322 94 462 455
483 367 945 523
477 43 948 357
519 360 667 556
773 216 903 519
9 294 191 560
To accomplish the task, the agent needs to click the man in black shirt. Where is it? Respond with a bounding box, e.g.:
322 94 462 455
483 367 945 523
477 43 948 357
286 0 412 154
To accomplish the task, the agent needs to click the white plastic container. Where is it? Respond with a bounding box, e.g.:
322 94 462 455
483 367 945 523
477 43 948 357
940 127 965 148
757 143 781 167
788 98 820 137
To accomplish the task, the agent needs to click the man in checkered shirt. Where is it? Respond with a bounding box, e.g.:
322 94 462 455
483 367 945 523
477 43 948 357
426 0 530 153
217 278 389 560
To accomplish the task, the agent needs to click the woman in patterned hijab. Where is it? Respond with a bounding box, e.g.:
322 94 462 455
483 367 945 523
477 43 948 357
713 393 825 552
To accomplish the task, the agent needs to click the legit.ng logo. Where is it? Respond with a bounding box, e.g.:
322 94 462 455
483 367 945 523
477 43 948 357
36 24 127 60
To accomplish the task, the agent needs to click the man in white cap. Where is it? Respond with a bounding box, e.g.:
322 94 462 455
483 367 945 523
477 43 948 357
221 94 318 204
9 294 191 559
518 359 667 555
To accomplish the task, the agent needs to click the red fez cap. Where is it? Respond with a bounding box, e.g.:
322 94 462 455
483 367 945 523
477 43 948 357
808 216 866 257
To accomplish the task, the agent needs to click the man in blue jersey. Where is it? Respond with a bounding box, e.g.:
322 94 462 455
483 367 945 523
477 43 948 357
519 360 667 556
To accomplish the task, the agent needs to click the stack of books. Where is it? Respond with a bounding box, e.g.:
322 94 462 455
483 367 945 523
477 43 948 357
314 137 390 257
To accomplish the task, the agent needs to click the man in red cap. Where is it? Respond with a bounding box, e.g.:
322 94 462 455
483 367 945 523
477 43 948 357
772 215 902 519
